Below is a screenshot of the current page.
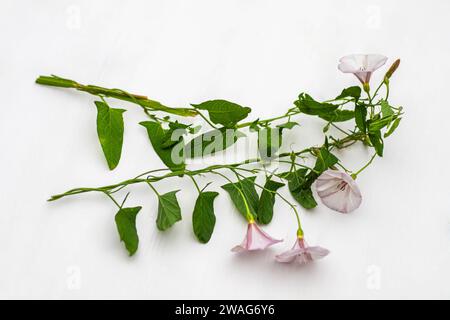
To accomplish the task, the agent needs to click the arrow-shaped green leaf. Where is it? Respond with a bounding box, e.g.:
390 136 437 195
95 101 126 170
115 206 142 256
192 191 219 243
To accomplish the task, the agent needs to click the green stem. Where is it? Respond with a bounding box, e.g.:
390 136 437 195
188 175 201 194
335 162 351 174
35 75 197 117
277 160 315 172
120 192 131 208
48 133 365 201
236 110 300 129
192 109 218 129
232 170 303 233
331 123 351 136
110 168 171 194
103 192 121 209
366 90 374 117
372 81 384 100
353 153 377 178
146 182 160 197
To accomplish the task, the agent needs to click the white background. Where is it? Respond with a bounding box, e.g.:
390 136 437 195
1 0 449 300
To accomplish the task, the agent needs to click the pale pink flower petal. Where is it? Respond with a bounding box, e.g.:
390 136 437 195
232 222 282 253
276 238 329 265
315 169 362 214
338 54 388 84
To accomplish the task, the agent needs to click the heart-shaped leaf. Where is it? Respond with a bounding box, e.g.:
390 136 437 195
295 93 339 116
221 177 259 219
156 190 182 231
192 191 219 243
355 104 367 133
115 206 142 256
192 100 251 128
283 170 318 209
257 179 285 224
336 86 362 100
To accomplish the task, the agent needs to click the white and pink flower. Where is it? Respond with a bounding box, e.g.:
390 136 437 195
338 54 387 84
232 222 282 253
315 169 362 214
276 237 329 265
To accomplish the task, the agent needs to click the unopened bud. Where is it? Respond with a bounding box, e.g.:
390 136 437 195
385 59 400 79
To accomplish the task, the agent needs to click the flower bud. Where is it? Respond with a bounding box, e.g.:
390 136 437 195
385 59 400 79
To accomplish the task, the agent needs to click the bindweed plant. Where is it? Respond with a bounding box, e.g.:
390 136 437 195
37 54 403 264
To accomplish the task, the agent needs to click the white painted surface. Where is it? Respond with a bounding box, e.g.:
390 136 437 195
0 0 449 299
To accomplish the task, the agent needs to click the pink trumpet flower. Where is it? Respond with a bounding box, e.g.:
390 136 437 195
276 237 330 264
338 54 387 84
316 169 362 214
232 222 282 253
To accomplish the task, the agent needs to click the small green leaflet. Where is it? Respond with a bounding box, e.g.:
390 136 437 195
284 168 308 192
185 127 245 158
115 206 142 256
384 117 402 138
355 104 367 133
160 121 191 149
380 100 394 117
257 179 285 224
192 100 252 128
221 176 259 219
369 131 384 157
336 86 362 101
368 114 399 133
192 191 219 243
276 121 299 130
319 110 355 122
95 101 126 170
249 119 260 132
156 190 182 231
294 93 339 116
140 121 185 172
